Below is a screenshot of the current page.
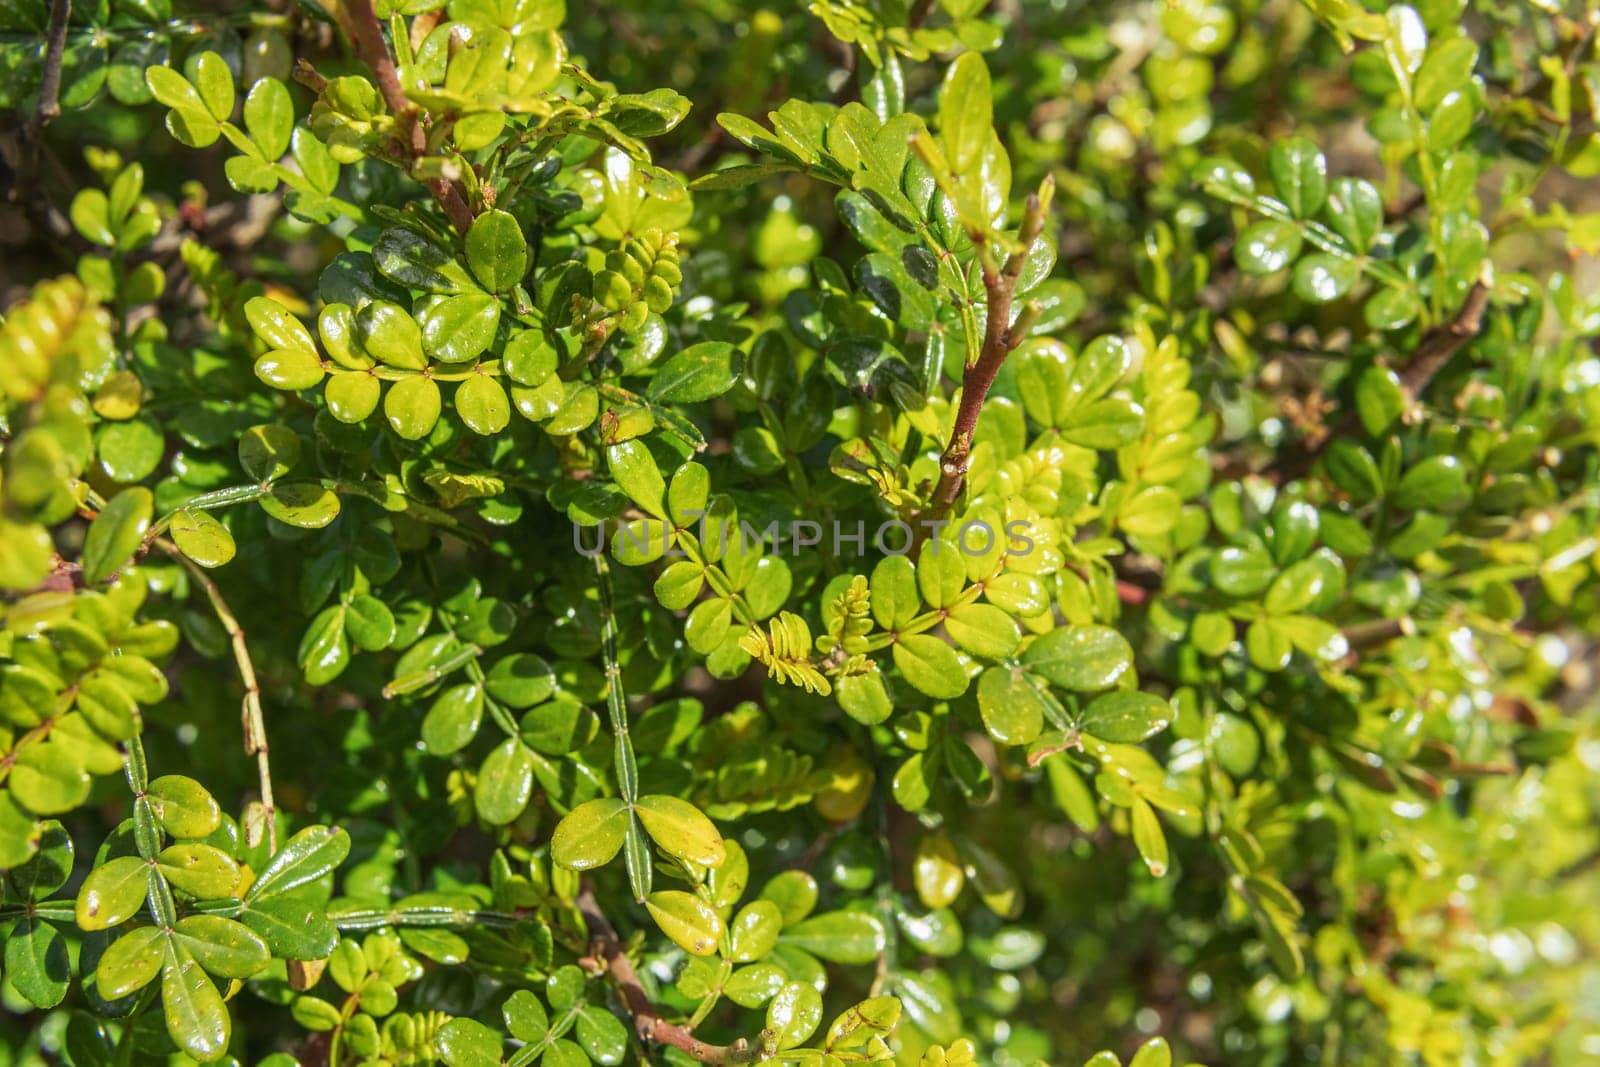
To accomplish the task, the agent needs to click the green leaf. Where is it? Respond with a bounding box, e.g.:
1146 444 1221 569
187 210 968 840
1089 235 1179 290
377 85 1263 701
1235 219 1302 274
1414 37 1478 111
649 342 741 403
870 555 918 629
575 1006 628 1065
76 856 150 930
161 940 230 1062
1276 615 1348 661
157 843 240 898
173 915 270 979
1245 618 1292 671
82 487 152 584
1325 177 1383 252
827 995 902 1051
543 1040 587 1067
1211 544 1274 597
1059 398 1145 449
71 190 114 246
298 605 350 684
781 910 885 964
1129 795 1168 877
1394 455 1469 510
728 899 783 963
5 917 69 1008
373 227 476 294
358 301 426 369
326 372 381 423
419 293 500 364
501 989 548 1042
146 63 207 111
1268 136 1327 217
608 440 667 518
262 482 341 529
385 376 443 440
456 374 511 435
95 926 166 1000
437 1018 503 1067
1120 485 1182 539
1080 691 1171 743
1365 287 1422 331
1291 253 1359 302
761 870 820 925
475 738 535 825
938 52 993 178
976 665 1048 746
0 793 41 868
254 347 325 390
634 794 726 867
344 595 396 651
246 825 350 902
5 820 72 899
12 741 92 814
645 890 724 957
484 653 555 708
1264 558 1327 615
892 634 969 699
837 668 893 726
238 894 338 960
768 980 824 1050
245 297 316 357
503 330 558 386
239 424 302 481
169 510 236 568
1129 1037 1173 1067
243 77 292 159
422 683 483 755
1022 625 1133 692
190 52 234 121
465 210 528 292
551 797 630 870
146 775 221 839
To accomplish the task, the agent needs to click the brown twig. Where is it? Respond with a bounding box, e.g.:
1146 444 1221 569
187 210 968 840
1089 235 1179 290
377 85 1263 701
1394 279 1492 400
153 537 278 853
1265 277 1492 484
333 0 474 233
33 0 71 132
908 0 937 30
926 181 1054 517
576 887 776 1064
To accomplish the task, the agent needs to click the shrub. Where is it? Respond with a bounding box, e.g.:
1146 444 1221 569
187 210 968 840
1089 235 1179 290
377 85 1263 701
1 0 1598 1064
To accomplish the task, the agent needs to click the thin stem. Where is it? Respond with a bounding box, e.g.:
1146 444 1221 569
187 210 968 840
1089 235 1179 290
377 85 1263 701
594 555 639 804
34 0 70 131
576 886 776 1064
1264 276 1492 484
329 905 523 930
927 180 1053 517
153 537 277 853
333 0 474 232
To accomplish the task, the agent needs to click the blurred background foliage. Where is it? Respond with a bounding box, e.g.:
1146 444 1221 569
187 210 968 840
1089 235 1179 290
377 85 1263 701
1 1 1598 1065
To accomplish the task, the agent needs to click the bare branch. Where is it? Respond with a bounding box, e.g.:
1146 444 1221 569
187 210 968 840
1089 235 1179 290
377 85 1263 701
33 0 71 132
927 180 1054 518
576 886 776 1064
1265 277 1492 484
334 0 475 233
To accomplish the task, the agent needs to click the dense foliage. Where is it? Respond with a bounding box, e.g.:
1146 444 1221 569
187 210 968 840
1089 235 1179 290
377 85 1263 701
2 0 1599 1064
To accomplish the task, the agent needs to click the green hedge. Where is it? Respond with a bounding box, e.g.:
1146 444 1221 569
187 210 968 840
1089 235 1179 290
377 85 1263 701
1 1 1597 1064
